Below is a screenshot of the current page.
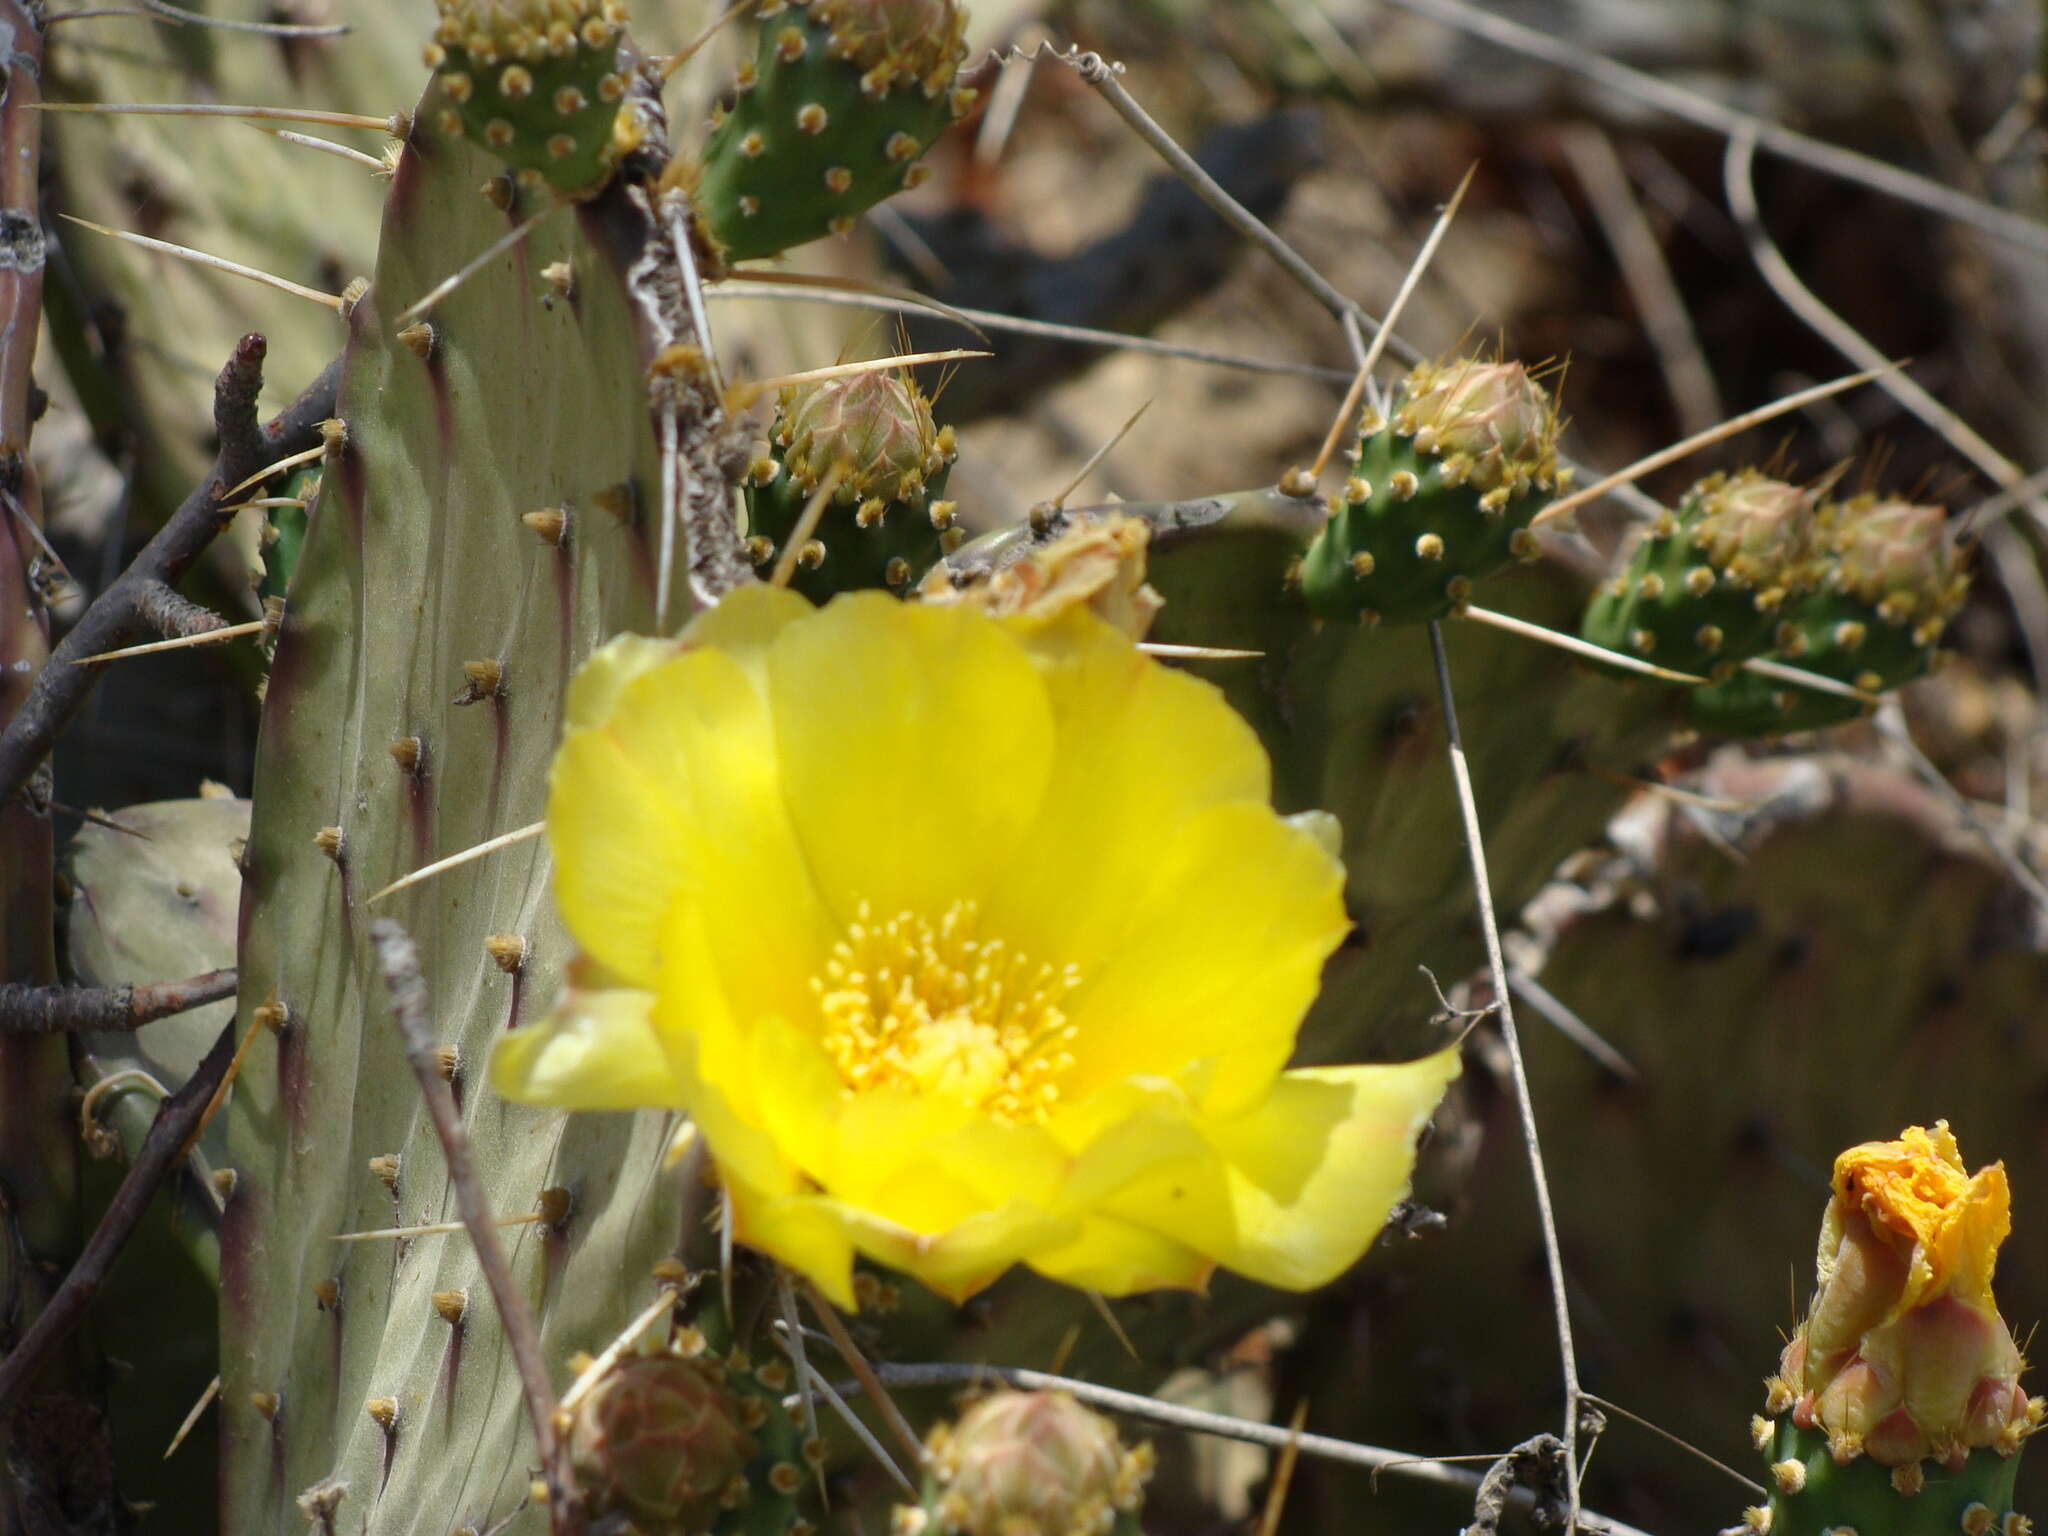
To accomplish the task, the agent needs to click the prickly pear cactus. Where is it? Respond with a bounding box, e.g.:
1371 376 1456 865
220 83 719 1532
1296 757 2048 1528
691 0 972 265
1688 494 1972 735
1296 355 1566 626
1135 492 1677 1062
40 0 414 510
61 793 248 1521
741 369 958 599
423 0 634 196
1581 469 1820 680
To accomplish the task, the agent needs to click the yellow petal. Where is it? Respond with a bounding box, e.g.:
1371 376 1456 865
1057 803 1349 1118
552 644 833 1008
1100 1052 1460 1291
490 984 680 1110
565 633 687 730
680 582 815 685
724 1176 862 1309
764 594 1055 925
1025 1214 1212 1295
983 611 1272 972
823 1195 1078 1304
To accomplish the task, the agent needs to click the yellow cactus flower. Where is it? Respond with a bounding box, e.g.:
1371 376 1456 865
1776 1122 2040 1469
492 585 1459 1307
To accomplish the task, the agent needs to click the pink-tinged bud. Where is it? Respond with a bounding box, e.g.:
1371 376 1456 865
1688 470 1819 590
1823 494 1971 629
1779 1123 2033 1469
1391 357 1562 496
567 1356 758 1530
922 1391 1154 1536
777 371 953 509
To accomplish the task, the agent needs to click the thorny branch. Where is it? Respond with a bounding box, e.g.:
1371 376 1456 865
855 1364 1653 1536
0 1018 235 1416
369 920 582 1533
0 344 342 808
0 967 237 1034
1428 621 1584 1529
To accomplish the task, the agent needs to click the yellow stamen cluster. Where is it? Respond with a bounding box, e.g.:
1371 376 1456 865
814 900 1080 1124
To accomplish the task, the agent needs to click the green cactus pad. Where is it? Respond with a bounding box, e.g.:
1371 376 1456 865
1297 356 1565 626
1688 494 1971 736
425 0 633 195
222 87 696 1532
693 0 971 265
742 368 958 599
1581 469 1820 680
1758 1419 2024 1536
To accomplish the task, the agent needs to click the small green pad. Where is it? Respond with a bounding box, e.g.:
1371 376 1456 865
1580 469 1819 681
743 368 959 601
426 0 632 195
1688 493 1971 735
694 0 971 265
1760 1418 2024 1536
1297 355 1565 626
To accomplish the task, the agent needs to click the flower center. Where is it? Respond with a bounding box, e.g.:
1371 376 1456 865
813 900 1081 1123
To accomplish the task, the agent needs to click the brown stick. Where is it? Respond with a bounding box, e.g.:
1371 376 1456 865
0 968 237 1034
0 347 341 807
0 1019 234 1416
132 578 227 639
368 920 582 1532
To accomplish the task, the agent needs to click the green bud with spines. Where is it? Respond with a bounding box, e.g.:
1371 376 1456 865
1580 468 1820 679
424 0 634 196
1296 354 1566 626
691 0 972 265
743 368 959 601
1688 494 1972 736
897 1390 1153 1536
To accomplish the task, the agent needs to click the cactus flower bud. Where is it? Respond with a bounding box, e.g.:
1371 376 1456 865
1687 470 1818 591
745 370 960 600
777 373 951 510
917 1391 1154 1536
1779 1123 2033 1469
1824 495 1970 636
567 1356 758 1532
1394 357 1561 496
